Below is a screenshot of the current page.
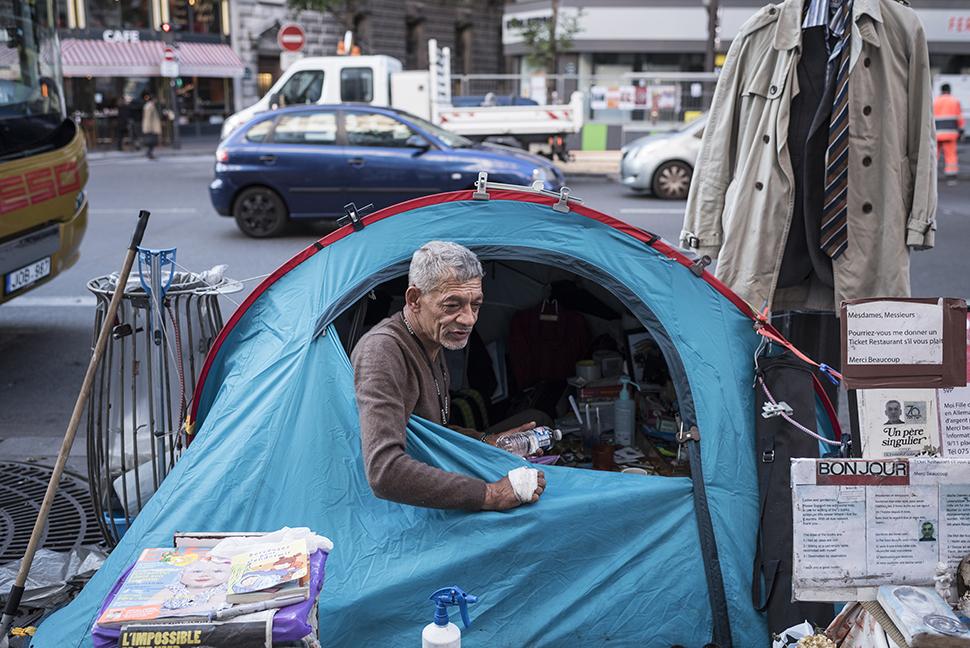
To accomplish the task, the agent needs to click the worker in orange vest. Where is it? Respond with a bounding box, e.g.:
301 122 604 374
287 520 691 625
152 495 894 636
935 83 965 180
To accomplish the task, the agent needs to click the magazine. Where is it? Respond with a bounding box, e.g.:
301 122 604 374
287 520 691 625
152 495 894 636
226 538 309 604
97 548 233 627
876 585 970 647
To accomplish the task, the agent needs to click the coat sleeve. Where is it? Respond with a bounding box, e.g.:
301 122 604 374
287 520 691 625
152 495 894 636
681 33 746 260
904 21 937 250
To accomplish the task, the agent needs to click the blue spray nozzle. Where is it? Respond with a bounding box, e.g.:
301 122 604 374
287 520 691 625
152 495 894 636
429 586 478 628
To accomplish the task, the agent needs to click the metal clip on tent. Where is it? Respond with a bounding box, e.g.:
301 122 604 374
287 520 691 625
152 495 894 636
690 255 712 277
338 202 373 232
552 186 571 213
473 171 489 200
675 423 701 444
761 401 794 419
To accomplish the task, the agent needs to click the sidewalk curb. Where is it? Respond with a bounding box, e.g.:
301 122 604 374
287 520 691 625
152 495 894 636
88 148 216 161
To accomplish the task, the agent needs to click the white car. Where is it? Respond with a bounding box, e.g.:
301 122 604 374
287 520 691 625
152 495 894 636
619 115 706 200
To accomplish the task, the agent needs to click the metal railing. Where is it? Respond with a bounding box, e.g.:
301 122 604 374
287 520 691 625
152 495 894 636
449 72 718 129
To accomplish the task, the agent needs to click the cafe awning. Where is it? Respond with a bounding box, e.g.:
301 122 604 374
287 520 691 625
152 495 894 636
61 38 246 78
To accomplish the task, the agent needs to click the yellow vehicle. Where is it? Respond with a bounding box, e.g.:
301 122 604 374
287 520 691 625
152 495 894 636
0 0 88 304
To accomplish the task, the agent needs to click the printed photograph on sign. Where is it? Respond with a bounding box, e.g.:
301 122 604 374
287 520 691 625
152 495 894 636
858 389 940 458
919 520 938 542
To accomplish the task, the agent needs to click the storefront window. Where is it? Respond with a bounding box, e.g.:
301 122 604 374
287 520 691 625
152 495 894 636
168 0 222 34
54 0 70 28
84 0 148 28
84 0 119 29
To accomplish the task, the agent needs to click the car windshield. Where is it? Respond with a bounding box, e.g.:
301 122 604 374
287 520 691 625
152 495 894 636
0 0 65 159
395 110 474 148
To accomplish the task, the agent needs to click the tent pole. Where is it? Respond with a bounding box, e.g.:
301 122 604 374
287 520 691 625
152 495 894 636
686 437 733 646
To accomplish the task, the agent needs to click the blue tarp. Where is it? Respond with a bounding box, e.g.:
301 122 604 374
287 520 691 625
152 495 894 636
35 194 768 646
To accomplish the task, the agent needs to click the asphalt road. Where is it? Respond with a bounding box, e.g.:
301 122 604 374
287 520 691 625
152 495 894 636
1 151 968 460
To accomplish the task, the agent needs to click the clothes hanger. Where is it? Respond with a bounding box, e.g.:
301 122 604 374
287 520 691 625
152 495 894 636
539 298 559 322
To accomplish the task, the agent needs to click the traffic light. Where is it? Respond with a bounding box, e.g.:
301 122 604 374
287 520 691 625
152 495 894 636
161 22 174 44
175 77 183 88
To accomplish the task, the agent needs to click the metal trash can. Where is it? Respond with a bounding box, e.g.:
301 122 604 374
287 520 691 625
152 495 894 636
85 265 242 545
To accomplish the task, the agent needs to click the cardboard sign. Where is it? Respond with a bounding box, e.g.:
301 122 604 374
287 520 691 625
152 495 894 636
840 298 967 389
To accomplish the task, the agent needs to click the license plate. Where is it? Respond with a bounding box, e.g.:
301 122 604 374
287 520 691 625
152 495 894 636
5 256 51 294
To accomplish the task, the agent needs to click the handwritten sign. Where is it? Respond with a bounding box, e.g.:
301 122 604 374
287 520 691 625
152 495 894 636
845 301 943 365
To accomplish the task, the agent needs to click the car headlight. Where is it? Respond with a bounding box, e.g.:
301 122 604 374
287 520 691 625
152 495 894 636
532 167 549 183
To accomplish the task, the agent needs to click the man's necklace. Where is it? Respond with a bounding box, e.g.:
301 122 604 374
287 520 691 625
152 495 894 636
402 312 449 425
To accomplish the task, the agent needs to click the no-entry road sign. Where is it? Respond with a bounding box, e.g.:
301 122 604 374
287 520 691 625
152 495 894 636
278 23 306 52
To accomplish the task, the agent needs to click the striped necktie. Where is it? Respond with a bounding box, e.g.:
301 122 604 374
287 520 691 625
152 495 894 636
820 0 854 259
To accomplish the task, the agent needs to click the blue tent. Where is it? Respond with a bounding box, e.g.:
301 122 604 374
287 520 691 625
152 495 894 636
35 187 784 646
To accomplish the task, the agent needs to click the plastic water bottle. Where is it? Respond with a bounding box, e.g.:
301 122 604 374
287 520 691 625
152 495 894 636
496 426 563 457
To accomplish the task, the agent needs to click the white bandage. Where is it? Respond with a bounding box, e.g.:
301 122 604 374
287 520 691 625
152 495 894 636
507 466 539 503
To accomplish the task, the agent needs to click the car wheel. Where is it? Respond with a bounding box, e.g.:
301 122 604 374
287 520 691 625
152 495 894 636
652 161 693 200
233 187 289 238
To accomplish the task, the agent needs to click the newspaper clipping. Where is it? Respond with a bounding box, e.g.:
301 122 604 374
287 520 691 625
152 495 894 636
792 458 970 601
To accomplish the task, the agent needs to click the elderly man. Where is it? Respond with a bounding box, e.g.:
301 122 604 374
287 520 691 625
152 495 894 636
352 241 546 511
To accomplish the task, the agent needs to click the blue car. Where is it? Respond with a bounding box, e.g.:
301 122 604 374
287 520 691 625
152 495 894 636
210 104 565 237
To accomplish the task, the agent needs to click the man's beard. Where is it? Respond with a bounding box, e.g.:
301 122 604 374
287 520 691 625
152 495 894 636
441 337 470 351
440 329 471 350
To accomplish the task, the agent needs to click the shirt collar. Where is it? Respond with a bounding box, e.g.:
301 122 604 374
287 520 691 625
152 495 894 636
773 0 882 50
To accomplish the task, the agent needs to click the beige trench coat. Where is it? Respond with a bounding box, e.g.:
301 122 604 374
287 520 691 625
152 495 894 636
681 0 937 312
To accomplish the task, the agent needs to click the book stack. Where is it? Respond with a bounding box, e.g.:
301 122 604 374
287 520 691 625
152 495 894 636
92 534 320 648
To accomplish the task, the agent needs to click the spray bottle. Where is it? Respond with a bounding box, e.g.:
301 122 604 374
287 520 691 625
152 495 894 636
613 375 640 446
422 586 478 648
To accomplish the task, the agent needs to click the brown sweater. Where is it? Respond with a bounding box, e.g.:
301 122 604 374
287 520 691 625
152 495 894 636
351 311 488 510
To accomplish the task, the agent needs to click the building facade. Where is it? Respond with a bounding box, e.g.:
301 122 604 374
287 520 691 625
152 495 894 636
504 0 970 146
504 0 970 75
56 0 246 148
231 0 505 109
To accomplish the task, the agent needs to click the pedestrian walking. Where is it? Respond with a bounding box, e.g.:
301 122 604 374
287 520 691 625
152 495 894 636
935 83 965 182
141 93 162 160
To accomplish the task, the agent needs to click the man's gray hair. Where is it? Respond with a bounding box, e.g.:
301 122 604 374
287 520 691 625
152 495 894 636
408 241 483 293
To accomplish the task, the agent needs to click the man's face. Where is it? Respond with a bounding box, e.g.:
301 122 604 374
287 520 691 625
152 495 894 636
409 276 483 351
922 522 934 538
886 401 902 422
